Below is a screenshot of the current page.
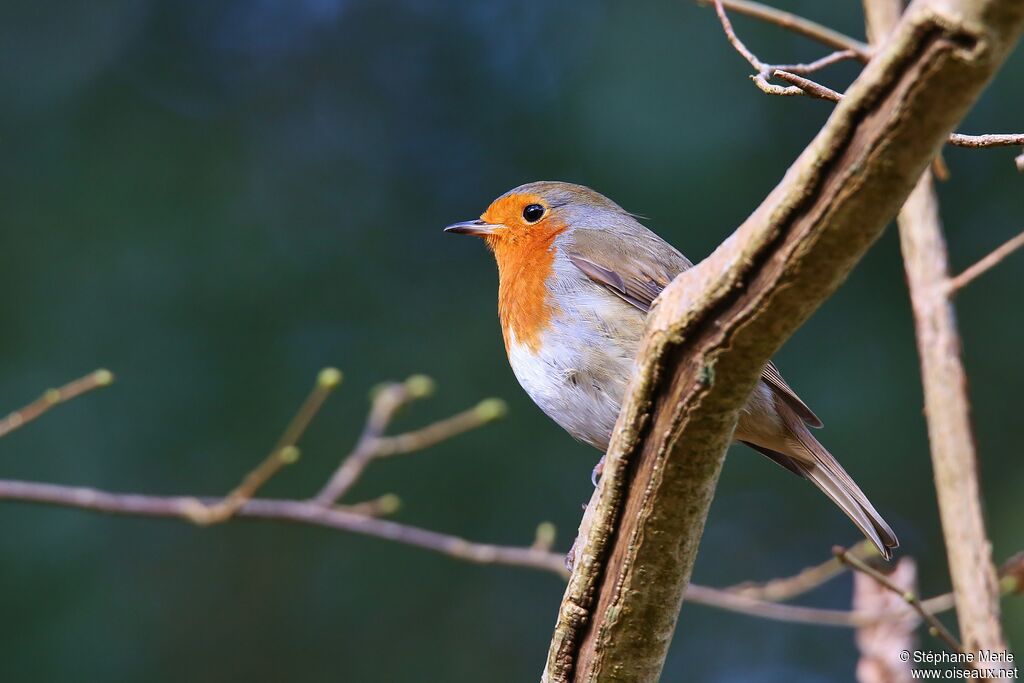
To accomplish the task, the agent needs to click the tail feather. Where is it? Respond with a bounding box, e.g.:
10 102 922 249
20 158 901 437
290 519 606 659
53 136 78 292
743 405 899 560
792 453 898 560
792 425 898 559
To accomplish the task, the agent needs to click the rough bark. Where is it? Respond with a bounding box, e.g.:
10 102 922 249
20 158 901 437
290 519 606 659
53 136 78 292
897 178 1008 655
543 1 1024 680
863 0 1009 658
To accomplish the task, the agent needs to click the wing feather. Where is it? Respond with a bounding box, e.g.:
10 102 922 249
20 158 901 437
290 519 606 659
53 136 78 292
565 231 822 428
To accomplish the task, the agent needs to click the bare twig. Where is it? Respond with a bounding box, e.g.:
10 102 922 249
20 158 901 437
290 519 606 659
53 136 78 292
863 0 1010 658
726 539 874 602
688 580 965 628
0 479 569 575
947 231 1024 293
947 133 1024 148
773 70 844 102
713 0 768 72
184 367 343 525
713 0 856 103
696 0 872 61
370 398 507 458
0 474 1006 629
0 362 1016 632
836 546 962 653
0 369 114 439
775 49 860 76
1 370 1007 631
711 0 1024 170
312 378 429 505
312 376 506 505
898 156 1010 657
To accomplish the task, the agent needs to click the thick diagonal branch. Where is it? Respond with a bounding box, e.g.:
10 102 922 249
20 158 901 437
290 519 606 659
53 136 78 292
543 1 1024 681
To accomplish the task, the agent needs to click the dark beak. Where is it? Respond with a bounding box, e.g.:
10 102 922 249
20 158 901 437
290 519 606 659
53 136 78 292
443 219 500 237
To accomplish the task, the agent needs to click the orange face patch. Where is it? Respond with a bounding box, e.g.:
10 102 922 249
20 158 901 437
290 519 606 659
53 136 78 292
480 193 565 354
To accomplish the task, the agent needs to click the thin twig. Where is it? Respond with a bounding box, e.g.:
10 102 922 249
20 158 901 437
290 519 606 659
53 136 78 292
0 476 988 628
708 0 1024 170
371 398 507 458
773 70 843 102
713 0 861 104
312 377 505 505
713 0 766 71
726 539 874 601
696 0 872 61
750 73 806 98
947 231 1024 293
0 479 569 575
185 368 343 524
774 49 860 76
947 133 1024 148
835 546 963 652
312 377 429 505
0 370 1013 631
0 369 114 439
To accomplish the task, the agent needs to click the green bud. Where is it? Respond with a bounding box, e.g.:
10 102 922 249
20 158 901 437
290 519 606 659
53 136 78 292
404 374 435 398
376 494 402 515
317 367 343 389
92 369 115 386
474 398 508 421
534 521 556 548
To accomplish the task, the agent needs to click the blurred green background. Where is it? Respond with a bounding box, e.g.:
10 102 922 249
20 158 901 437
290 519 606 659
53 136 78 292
1 1 1021 681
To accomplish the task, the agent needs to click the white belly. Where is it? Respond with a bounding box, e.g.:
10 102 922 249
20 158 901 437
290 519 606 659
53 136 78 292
506 286 645 451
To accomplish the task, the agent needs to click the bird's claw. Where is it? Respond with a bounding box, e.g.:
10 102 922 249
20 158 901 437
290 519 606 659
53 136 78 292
590 455 605 487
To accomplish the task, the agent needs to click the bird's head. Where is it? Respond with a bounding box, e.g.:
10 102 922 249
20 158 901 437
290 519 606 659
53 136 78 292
445 182 632 352
443 181 630 254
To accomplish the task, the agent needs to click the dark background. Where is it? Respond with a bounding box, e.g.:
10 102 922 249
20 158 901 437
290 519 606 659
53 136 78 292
1 1 1020 681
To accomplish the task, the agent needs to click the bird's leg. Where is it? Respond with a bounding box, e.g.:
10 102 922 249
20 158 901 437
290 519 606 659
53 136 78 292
565 458 609 570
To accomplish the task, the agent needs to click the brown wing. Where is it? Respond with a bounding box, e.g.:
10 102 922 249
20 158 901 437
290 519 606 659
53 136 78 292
761 361 823 428
567 254 665 312
566 231 822 429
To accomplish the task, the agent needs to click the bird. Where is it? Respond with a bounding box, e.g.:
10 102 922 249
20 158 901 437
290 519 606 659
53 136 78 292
444 181 898 559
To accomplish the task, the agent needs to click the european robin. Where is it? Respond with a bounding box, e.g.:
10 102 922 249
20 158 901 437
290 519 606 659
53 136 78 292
445 181 898 559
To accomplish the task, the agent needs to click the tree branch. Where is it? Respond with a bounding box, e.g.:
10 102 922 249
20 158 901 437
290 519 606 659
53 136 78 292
6 368 1016 636
852 556 919 683
710 0 1024 168
946 133 1024 147
543 1 1024 680
837 545 962 653
947 230 1024 293
5 476 1017 631
0 479 570 574
725 539 875 602
896 162 1010 655
312 376 505 505
0 369 114 439
862 0 1010 659
184 368 342 525
696 0 873 61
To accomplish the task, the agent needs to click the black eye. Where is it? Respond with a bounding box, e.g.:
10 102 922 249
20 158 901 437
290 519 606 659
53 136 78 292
522 204 544 223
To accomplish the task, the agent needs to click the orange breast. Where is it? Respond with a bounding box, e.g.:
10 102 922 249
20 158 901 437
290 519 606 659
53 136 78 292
490 221 566 354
